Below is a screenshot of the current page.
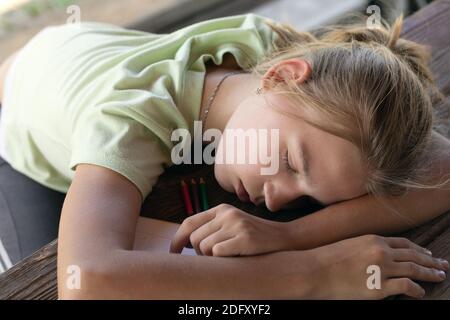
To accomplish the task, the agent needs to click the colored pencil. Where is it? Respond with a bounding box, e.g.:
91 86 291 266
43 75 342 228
199 177 209 211
190 178 201 214
180 179 193 216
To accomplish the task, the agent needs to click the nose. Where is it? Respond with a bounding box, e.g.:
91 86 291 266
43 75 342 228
264 179 304 212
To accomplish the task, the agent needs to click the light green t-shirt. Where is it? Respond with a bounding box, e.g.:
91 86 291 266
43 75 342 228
1 13 279 201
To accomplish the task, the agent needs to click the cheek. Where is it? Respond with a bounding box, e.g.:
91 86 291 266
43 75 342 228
213 135 262 193
213 162 232 192
213 138 234 193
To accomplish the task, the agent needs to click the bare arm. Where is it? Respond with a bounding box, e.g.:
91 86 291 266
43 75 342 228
286 131 450 250
57 164 311 299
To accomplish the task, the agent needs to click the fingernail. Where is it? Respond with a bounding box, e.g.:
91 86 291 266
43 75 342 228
437 270 446 279
438 259 449 269
426 250 432 256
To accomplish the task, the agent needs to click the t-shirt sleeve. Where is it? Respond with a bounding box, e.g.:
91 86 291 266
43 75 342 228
69 103 171 202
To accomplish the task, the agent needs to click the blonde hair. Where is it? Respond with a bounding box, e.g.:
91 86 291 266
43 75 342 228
247 15 449 198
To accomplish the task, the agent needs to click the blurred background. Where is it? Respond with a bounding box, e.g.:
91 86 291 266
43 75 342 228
0 0 438 68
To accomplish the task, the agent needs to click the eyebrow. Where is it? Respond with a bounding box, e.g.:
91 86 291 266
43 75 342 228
298 142 310 183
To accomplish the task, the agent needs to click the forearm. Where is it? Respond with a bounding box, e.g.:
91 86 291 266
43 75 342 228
57 165 314 299
60 249 314 299
287 186 450 250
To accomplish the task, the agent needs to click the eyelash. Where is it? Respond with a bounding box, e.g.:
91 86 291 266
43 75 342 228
283 150 298 174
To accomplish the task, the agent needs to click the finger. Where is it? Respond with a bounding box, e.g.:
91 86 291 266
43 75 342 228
390 261 447 283
190 220 222 255
385 237 431 255
210 237 241 257
384 278 425 299
170 210 217 253
393 249 449 271
198 229 234 256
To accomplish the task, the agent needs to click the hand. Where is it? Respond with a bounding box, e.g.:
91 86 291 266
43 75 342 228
170 203 293 256
306 234 448 299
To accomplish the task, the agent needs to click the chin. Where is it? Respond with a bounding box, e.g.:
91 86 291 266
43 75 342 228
214 165 234 193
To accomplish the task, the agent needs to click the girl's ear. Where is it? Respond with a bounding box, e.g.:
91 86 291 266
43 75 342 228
261 58 312 90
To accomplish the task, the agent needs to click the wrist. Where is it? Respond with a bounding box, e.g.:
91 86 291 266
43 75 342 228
276 250 318 299
282 219 305 251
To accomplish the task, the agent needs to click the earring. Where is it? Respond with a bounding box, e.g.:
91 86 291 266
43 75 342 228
255 87 262 95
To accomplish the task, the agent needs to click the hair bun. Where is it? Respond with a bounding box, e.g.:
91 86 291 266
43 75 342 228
313 15 438 99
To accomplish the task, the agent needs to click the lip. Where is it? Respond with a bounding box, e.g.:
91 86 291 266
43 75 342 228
236 180 251 203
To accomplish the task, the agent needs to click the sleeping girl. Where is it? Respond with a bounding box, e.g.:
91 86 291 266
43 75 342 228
0 13 448 299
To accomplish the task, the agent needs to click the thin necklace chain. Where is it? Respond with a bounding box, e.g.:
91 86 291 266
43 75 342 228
201 70 247 127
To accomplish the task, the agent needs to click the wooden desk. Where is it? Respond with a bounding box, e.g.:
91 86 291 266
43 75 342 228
0 0 449 300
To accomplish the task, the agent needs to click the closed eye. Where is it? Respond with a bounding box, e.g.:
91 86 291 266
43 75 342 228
283 150 298 174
